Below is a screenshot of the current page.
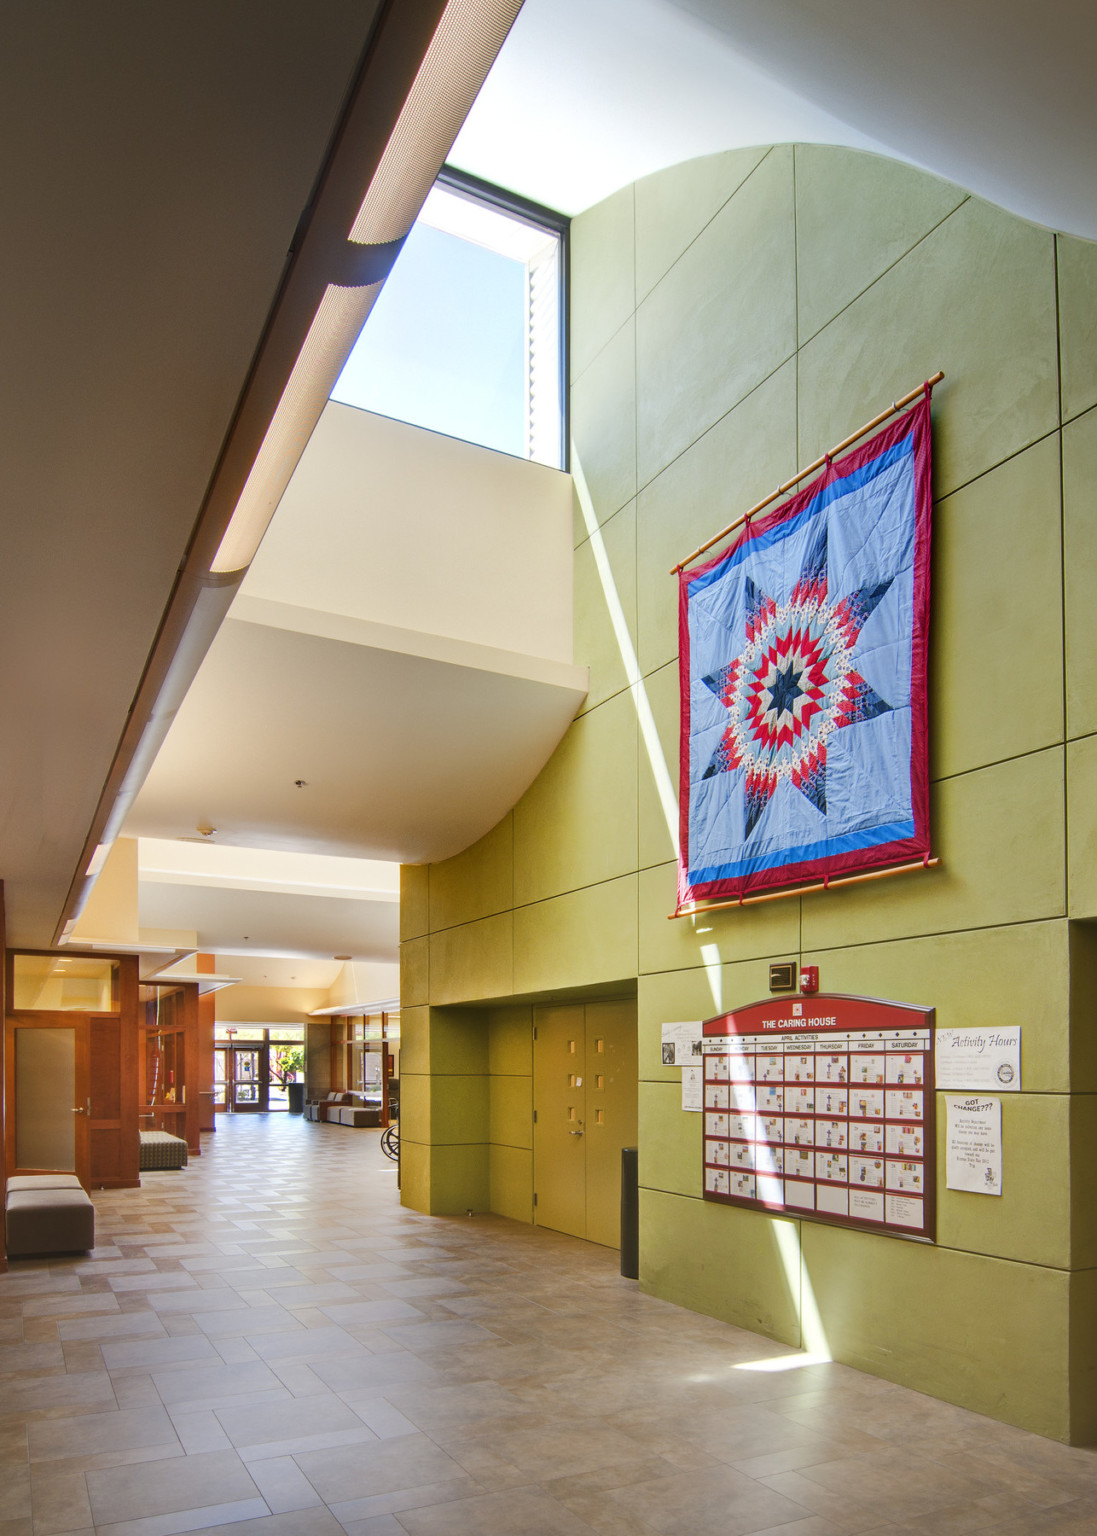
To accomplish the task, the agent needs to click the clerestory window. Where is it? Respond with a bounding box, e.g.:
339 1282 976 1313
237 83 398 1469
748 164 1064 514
331 168 567 468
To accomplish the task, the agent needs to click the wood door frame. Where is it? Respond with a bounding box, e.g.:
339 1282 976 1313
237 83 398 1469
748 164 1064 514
5 950 140 1191
140 980 200 1152
4 1010 90 1186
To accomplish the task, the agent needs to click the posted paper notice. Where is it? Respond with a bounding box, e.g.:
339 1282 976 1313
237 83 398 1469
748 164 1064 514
936 1028 1020 1091
681 1066 703 1112
946 1095 1002 1195
661 1021 703 1067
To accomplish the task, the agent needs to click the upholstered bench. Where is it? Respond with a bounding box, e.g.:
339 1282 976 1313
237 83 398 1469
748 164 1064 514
5 1175 95 1257
307 1092 382 1127
139 1131 188 1170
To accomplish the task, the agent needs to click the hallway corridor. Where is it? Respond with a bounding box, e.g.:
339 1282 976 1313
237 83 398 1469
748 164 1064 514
2 1115 1096 1536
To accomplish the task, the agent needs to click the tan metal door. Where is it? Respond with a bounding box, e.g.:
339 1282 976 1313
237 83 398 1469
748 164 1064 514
532 1000 637 1247
584 1000 639 1248
532 1004 587 1240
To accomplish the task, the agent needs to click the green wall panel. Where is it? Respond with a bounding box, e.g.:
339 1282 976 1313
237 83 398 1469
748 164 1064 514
570 183 634 382
801 749 1066 951
797 197 1058 498
399 1005 430 1077
812 922 1070 1094
573 502 637 715
490 1144 533 1223
634 146 767 302
639 860 800 975
399 1073 429 1146
634 359 797 679
639 966 727 1089
1058 234 1097 424
428 814 513 933
932 436 1063 778
425 1143 490 1215
488 1006 533 1077
409 144 1092 1441
428 913 513 1005
639 1187 801 1347
514 692 637 905
489 1073 532 1150
1063 407 1097 741
1067 735 1097 919
636 661 680 874
512 875 638 995
1070 1268 1097 1445
936 1093 1071 1268
399 1138 430 1214
794 144 967 343
802 1222 1071 1441
571 321 637 526
400 864 429 942
638 1080 701 1198
429 1076 489 1146
1070 1095 1097 1271
638 956 792 1089
635 146 796 486
421 1007 488 1076
400 936 429 1008
1070 923 1097 1093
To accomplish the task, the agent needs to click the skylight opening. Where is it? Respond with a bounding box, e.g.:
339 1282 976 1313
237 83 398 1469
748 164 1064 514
331 170 567 468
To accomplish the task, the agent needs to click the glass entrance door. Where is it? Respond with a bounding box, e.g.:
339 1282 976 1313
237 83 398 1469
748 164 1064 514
213 1046 268 1112
232 1048 263 1111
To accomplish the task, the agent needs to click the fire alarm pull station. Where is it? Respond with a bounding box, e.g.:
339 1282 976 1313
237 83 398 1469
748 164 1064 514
800 966 819 994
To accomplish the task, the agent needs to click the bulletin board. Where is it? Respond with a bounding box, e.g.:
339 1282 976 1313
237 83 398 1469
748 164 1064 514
702 994 935 1241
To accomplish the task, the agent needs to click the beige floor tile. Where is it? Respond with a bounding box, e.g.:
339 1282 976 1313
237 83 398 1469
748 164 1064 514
7 1116 1097 1536
295 1432 465 1503
28 1406 178 1464
84 1446 260 1525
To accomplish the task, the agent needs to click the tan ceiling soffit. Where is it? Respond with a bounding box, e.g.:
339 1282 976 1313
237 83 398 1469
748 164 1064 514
309 999 401 1017
54 0 524 948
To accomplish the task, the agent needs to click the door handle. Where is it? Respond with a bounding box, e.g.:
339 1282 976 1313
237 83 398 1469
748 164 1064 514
569 1129 584 1136
71 1107 85 1114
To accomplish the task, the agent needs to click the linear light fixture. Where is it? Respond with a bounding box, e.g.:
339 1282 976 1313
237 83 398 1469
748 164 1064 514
210 0 523 575
55 0 522 945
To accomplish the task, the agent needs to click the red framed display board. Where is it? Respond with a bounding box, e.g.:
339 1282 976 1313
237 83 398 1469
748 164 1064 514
702 994 935 1241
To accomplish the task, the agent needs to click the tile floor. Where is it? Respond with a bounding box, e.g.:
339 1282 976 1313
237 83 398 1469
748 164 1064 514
2 1114 1095 1536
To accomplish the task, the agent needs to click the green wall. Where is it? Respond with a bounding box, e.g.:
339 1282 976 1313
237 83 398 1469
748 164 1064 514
401 144 1097 1443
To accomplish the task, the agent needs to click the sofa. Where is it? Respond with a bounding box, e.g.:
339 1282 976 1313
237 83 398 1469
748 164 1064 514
306 1091 382 1127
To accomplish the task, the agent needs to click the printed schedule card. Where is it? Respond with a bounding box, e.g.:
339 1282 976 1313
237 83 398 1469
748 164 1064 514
702 994 936 1241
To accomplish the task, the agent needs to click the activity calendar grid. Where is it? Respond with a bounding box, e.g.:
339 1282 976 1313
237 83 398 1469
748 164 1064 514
702 995 936 1241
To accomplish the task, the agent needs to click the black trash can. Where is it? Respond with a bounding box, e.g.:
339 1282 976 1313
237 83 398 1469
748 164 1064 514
287 1082 305 1115
620 1146 639 1279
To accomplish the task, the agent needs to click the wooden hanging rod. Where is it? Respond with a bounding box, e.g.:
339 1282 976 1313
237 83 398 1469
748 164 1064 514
671 372 944 575
670 856 939 920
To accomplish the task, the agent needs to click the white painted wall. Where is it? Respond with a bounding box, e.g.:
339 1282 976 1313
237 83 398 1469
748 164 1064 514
240 404 576 664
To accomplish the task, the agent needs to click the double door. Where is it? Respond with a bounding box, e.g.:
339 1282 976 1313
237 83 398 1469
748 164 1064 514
214 1045 267 1112
532 1000 637 1248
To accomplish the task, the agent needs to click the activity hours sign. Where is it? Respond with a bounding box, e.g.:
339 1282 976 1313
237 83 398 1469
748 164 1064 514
702 994 936 1241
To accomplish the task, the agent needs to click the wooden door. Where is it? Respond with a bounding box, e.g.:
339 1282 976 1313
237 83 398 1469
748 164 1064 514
5 1012 89 1185
532 1000 637 1248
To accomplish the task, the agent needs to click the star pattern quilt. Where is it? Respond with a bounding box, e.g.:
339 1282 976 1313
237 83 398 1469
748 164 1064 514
678 395 932 906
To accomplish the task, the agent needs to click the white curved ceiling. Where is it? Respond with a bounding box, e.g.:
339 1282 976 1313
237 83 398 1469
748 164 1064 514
452 0 1097 237
0 2 381 947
